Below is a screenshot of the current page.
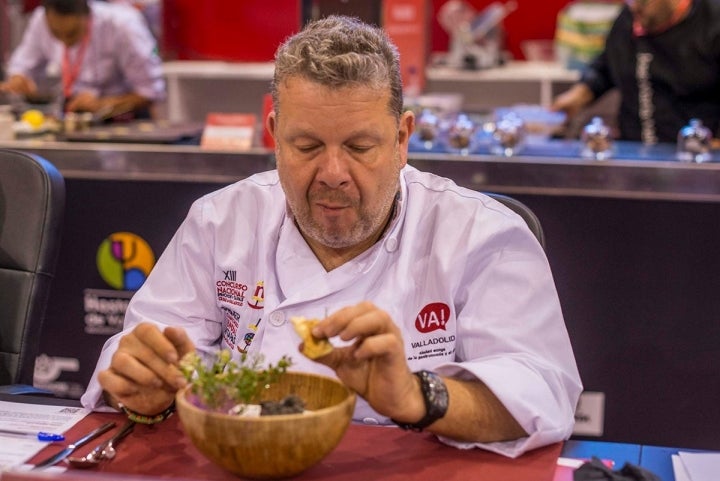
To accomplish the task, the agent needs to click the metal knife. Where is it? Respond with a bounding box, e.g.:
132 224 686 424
32 421 116 469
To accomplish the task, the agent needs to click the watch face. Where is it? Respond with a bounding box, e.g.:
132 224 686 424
421 371 449 417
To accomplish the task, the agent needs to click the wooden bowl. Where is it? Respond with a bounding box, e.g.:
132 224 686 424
176 371 356 479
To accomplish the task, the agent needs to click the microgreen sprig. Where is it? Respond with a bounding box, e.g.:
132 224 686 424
180 350 292 412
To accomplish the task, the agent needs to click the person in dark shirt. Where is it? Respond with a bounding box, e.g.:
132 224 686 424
552 0 720 144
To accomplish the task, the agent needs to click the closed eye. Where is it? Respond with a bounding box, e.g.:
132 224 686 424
347 145 374 154
296 144 320 153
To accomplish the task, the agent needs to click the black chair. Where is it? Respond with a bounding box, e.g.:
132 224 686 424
0 150 65 389
486 192 546 249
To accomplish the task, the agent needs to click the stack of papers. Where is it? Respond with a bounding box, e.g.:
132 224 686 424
672 452 720 481
0 400 89 471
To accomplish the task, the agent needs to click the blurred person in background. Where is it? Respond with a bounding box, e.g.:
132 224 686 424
0 0 164 119
552 0 720 145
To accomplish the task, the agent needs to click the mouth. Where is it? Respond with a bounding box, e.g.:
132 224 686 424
316 202 349 212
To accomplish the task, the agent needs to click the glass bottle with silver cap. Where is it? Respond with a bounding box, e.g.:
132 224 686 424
581 116 613 160
677 118 713 163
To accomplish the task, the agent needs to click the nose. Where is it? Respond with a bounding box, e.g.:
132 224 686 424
315 147 351 189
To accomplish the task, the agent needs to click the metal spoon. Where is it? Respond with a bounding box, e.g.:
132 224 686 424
66 420 135 468
99 421 134 459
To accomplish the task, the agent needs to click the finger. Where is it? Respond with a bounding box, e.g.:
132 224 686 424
314 301 378 338
350 332 404 361
133 323 183 364
65 92 92 111
111 345 166 389
65 98 80 112
4 82 25 95
24 78 38 94
98 367 141 399
327 305 398 343
163 326 196 361
7 78 27 95
98 369 175 416
306 342 357 371
118 325 187 388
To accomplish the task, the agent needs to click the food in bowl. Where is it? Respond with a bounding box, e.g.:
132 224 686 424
179 350 293 414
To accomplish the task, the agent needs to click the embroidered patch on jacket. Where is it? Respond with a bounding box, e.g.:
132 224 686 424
407 302 456 362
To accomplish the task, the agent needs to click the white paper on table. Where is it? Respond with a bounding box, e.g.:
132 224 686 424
672 454 691 481
678 452 720 481
0 400 90 472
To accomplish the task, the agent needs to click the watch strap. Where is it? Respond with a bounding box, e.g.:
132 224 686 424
119 402 175 425
392 370 449 432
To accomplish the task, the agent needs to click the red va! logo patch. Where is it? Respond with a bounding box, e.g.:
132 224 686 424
415 303 451 333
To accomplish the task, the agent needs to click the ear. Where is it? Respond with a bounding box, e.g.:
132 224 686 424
266 110 277 144
398 110 415 146
397 110 415 167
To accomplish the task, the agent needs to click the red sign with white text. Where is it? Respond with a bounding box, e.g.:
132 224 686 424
415 302 451 333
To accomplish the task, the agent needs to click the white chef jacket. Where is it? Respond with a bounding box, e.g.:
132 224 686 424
82 166 582 457
7 1 164 102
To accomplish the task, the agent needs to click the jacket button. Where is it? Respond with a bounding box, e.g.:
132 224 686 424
269 311 285 326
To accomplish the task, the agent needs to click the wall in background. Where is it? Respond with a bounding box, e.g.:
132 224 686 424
161 0 301 61
431 0 572 60
7 1 577 63
161 0 573 62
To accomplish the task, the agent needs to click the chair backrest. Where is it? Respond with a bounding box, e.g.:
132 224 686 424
485 192 546 249
0 150 65 385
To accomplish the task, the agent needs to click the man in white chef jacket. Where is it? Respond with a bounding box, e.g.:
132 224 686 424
82 15 582 457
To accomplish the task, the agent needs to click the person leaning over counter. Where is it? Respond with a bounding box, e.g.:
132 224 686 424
81 15 582 457
0 0 164 119
552 0 720 144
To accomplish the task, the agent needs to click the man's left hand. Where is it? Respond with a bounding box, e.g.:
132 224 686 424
65 91 103 113
308 301 425 423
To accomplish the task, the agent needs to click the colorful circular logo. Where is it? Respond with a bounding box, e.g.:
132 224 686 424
96 232 155 290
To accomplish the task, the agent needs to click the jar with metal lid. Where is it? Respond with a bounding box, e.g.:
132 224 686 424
415 109 441 150
676 118 713 163
490 112 526 157
581 116 613 160
443 113 477 154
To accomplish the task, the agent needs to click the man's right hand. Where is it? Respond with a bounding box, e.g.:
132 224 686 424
0 74 38 96
98 323 195 416
551 83 595 119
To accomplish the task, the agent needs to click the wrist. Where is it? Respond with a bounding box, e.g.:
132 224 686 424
391 371 449 432
388 373 426 424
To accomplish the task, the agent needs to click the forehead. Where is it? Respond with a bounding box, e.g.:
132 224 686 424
45 10 85 32
276 77 395 124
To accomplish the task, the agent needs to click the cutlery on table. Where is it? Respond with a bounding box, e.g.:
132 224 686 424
66 420 135 468
32 421 116 470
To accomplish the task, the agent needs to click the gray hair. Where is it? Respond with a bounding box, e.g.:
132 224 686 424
271 15 403 120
